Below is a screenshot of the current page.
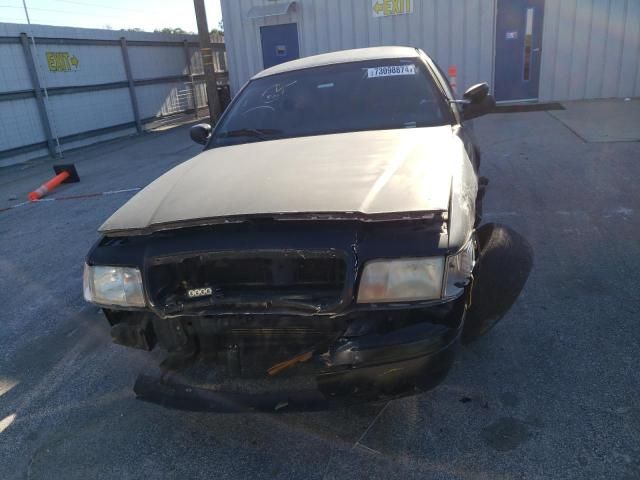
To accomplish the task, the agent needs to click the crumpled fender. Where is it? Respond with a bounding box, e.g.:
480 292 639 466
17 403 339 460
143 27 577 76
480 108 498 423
463 223 534 344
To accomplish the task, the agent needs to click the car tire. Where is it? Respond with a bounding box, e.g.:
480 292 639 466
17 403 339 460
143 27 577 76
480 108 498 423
462 223 533 344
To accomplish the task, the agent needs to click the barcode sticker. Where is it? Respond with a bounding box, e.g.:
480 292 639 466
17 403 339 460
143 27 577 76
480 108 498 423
367 65 416 78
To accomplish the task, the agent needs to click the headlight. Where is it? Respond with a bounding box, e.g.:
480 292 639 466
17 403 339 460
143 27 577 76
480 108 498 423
357 257 445 303
443 238 476 298
357 237 476 304
83 264 145 307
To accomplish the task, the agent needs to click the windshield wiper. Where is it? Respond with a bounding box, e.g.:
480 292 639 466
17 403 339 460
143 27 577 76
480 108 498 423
218 128 283 141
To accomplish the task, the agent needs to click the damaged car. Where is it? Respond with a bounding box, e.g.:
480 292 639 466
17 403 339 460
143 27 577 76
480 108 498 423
83 47 532 411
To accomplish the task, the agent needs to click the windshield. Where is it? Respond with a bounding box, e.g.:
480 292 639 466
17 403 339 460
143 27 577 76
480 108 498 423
208 58 453 148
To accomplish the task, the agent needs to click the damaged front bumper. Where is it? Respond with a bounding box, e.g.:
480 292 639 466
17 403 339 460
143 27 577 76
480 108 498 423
93 222 533 412
131 298 465 412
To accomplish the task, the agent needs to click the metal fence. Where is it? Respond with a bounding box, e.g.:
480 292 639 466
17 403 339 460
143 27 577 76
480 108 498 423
0 23 228 167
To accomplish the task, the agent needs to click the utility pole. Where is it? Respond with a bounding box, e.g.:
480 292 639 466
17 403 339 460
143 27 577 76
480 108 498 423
22 0 31 24
23 0 63 157
193 0 222 122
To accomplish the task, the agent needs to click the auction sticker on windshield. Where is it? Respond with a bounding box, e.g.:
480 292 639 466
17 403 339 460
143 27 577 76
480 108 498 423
367 65 416 78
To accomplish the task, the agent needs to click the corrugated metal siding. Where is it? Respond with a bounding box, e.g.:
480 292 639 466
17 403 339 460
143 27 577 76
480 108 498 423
0 98 44 151
48 89 133 137
0 44 33 92
221 0 496 96
223 0 640 102
0 22 221 166
128 45 188 79
36 44 125 88
539 0 640 101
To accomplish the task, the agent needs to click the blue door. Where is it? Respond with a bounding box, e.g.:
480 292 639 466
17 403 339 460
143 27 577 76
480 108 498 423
260 23 300 69
495 0 545 101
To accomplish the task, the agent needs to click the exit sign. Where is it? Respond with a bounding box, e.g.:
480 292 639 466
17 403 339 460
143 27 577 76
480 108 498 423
372 0 413 17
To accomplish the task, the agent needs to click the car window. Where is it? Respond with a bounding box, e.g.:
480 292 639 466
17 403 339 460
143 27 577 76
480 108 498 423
208 58 453 148
423 54 460 118
429 58 455 100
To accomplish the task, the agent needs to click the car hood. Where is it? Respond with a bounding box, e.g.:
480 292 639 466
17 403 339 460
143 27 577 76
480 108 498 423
99 126 465 234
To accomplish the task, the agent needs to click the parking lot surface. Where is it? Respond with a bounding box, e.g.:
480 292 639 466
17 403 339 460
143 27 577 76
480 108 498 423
1 104 639 479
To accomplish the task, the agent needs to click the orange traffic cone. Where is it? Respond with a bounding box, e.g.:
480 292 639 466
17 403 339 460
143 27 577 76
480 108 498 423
448 65 458 95
28 164 80 201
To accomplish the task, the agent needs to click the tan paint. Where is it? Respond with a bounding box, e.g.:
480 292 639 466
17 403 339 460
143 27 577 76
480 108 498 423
100 126 463 233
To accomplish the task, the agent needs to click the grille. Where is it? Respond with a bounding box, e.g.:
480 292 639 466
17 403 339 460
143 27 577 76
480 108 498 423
146 251 347 312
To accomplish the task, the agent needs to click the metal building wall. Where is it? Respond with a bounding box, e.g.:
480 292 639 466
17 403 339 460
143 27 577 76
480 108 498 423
222 0 640 102
0 23 226 167
221 0 496 96
539 0 640 101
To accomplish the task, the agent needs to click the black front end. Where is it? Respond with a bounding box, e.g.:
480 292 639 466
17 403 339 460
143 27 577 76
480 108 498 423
88 216 468 411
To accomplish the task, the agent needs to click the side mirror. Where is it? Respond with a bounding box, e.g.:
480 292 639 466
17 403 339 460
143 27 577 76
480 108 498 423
190 123 212 145
461 83 495 121
463 82 490 103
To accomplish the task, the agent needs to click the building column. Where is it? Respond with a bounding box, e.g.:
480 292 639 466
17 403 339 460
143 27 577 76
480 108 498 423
120 37 143 133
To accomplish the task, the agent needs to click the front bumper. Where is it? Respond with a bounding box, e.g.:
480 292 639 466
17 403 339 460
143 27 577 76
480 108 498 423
133 304 464 412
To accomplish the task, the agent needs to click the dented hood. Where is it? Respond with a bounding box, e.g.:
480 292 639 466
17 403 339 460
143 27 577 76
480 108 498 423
100 126 465 233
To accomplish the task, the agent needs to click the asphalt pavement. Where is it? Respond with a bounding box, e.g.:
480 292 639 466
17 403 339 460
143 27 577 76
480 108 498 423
0 104 639 479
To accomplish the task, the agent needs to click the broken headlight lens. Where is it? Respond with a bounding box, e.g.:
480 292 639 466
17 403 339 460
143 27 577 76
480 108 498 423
83 264 145 307
443 237 476 298
357 257 445 303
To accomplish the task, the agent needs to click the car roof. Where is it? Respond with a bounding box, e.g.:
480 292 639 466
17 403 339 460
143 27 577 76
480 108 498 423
252 46 422 79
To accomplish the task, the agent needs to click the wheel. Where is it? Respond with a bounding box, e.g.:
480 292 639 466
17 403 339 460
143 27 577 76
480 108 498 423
463 223 533 344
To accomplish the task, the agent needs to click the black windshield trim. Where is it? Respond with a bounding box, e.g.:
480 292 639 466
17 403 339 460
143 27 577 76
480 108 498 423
208 124 451 150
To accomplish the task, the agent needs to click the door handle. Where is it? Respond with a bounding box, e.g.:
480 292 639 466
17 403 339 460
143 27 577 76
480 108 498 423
532 48 541 52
